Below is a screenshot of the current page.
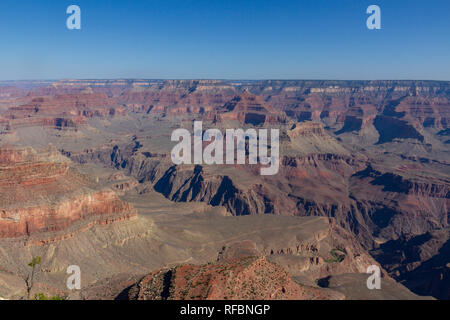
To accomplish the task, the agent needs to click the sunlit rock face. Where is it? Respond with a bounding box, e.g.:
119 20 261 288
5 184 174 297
0 145 136 239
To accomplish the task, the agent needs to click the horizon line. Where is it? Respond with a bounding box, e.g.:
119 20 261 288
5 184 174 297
1 78 450 83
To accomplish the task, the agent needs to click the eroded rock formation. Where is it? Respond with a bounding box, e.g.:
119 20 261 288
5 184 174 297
0 145 136 239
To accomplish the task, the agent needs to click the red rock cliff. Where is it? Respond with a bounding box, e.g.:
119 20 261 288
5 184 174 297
0 145 136 239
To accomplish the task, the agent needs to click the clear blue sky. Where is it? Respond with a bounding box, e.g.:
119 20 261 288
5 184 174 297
0 0 449 80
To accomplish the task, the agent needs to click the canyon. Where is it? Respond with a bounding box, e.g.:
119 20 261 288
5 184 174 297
0 79 448 300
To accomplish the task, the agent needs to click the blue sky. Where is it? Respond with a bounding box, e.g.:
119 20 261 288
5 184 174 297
0 0 449 80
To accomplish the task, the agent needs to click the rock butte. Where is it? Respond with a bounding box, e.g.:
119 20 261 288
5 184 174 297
0 145 136 239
